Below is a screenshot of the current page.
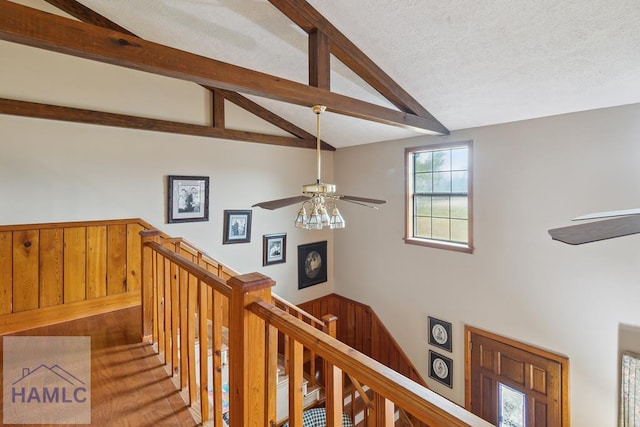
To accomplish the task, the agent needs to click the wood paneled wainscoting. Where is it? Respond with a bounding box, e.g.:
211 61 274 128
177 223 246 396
0 219 156 335
298 294 428 386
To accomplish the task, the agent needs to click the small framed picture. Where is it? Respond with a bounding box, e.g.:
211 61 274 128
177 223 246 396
429 350 453 388
298 241 327 289
428 316 452 352
223 210 252 244
167 175 209 223
263 233 286 266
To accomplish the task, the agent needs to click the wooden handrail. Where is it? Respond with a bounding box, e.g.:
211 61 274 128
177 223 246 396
141 226 490 426
273 294 325 328
144 240 231 297
251 300 492 427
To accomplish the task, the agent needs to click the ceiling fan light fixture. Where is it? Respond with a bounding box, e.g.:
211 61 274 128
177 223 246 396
253 104 386 229
318 205 330 226
329 207 345 229
294 206 309 229
307 207 323 230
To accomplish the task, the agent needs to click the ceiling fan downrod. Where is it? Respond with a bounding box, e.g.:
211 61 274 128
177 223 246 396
312 105 326 185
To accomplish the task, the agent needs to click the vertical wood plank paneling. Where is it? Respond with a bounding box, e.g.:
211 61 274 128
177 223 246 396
13 230 40 312
86 226 107 299
362 308 372 355
39 228 63 307
371 314 381 361
107 224 127 295
355 306 364 352
64 227 86 303
126 223 144 291
389 343 399 371
0 231 13 314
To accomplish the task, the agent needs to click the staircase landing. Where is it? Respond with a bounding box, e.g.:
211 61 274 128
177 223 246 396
0 306 196 426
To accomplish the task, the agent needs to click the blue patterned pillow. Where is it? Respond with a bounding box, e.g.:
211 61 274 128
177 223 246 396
282 407 353 427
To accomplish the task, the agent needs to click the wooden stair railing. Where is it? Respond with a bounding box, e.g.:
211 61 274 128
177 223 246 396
251 301 492 427
141 229 492 427
141 230 338 426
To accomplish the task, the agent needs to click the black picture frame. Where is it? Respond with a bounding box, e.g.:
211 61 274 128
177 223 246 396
428 316 452 352
167 175 209 223
223 210 252 244
297 241 327 289
429 350 453 388
263 233 286 266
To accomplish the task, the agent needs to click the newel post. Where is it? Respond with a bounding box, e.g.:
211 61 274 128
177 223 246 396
228 272 275 427
140 230 162 342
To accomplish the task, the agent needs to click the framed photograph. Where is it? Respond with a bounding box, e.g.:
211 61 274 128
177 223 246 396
263 233 287 266
429 350 453 388
428 316 452 352
298 241 327 289
223 210 252 244
167 175 209 223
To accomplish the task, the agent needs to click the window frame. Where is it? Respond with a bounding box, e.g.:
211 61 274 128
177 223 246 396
404 141 474 253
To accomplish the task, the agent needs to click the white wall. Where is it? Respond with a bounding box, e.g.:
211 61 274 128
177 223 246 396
334 103 640 426
0 3 334 303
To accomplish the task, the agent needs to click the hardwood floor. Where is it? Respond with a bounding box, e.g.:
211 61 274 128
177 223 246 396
0 306 197 426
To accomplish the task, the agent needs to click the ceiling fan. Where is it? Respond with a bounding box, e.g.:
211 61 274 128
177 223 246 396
548 208 640 245
252 105 386 229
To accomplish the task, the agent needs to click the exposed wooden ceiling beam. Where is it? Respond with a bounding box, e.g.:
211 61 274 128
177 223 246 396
43 0 330 149
211 89 226 129
43 0 134 35
309 29 331 90
0 98 327 149
268 0 442 124
211 88 333 151
0 1 448 135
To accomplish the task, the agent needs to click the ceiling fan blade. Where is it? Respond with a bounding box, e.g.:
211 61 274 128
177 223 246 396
548 215 640 245
252 195 310 210
337 198 380 209
338 195 387 205
573 208 640 221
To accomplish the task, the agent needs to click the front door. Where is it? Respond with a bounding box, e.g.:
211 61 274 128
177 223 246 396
465 327 569 427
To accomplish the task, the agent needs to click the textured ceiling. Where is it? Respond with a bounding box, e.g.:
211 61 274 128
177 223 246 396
74 0 640 148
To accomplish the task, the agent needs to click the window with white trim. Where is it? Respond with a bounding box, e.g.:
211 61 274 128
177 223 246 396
405 141 473 253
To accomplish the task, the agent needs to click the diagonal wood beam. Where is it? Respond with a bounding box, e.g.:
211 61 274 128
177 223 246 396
43 0 135 35
268 0 441 123
44 0 327 149
0 1 448 135
0 98 330 150
211 88 333 151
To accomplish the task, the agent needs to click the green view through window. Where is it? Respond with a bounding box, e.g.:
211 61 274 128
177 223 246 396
405 141 473 253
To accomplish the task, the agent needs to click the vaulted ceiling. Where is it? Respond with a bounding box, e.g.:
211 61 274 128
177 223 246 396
3 0 640 149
